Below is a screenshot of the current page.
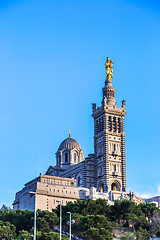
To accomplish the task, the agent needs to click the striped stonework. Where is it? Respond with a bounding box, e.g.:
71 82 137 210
13 59 145 211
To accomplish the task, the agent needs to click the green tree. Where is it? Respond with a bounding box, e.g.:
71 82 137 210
125 213 139 229
17 230 32 239
0 205 10 212
39 232 69 240
58 198 110 218
134 227 149 240
0 208 59 234
36 210 59 232
79 215 113 239
85 227 100 240
0 220 16 239
79 215 112 231
110 200 136 222
130 214 149 231
86 227 113 240
36 216 50 232
30 227 42 240
0 208 34 233
140 202 158 220
37 210 59 228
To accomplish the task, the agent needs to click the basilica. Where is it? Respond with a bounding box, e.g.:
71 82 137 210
13 58 143 212
46 57 126 193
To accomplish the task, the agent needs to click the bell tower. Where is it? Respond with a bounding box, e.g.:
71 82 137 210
92 58 126 193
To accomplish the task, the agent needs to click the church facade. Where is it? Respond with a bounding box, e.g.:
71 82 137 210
46 57 126 194
13 58 144 211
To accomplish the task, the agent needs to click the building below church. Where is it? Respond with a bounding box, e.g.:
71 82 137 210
13 175 90 211
144 196 160 208
13 58 144 211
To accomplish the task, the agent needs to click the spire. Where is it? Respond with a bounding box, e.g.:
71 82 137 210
102 57 116 106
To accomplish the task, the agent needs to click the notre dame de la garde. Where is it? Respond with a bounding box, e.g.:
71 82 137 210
13 58 144 212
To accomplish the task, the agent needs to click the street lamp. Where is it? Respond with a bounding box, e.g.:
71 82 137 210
56 200 62 240
67 212 71 240
29 191 36 240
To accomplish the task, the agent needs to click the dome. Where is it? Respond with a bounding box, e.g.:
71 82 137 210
58 134 81 151
56 134 84 168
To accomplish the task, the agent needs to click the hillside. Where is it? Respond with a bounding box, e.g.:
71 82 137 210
0 199 160 239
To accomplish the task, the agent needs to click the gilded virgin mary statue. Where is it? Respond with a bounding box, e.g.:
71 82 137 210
105 57 114 81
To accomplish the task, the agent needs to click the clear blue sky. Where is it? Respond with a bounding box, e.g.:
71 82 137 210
0 0 160 207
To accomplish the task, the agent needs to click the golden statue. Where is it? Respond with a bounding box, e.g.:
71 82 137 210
105 57 114 81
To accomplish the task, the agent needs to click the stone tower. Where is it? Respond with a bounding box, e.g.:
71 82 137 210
92 57 126 193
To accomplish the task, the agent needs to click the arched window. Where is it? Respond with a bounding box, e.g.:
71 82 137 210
78 177 81 186
113 117 116 132
109 116 112 131
65 152 68 162
118 118 121 133
98 182 104 193
76 173 82 186
111 182 118 191
58 155 61 164
98 120 101 133
113 144 116 151
96 120 98 134
99 120 101 133
74 153 77 163
101 117 103 132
